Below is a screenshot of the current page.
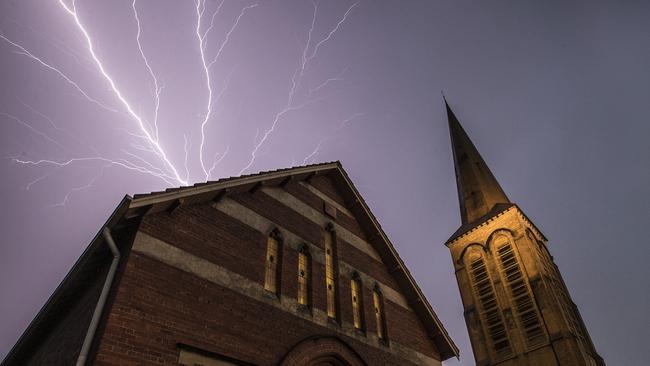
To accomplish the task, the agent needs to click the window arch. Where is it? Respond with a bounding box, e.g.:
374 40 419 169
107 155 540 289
324 223 339 320
279 336 367 366
264 228 283 295
297 244 311 307
372 284 387 342
350 272 365 331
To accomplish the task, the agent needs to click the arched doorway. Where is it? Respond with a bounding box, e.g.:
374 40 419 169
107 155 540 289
279 337 366 366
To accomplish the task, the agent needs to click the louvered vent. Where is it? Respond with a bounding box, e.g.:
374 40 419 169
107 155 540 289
469 256 511 356
496 243 546 347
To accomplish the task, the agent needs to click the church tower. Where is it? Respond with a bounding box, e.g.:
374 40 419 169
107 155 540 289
444 101 605 366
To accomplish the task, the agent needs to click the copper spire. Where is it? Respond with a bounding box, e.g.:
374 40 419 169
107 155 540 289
445 99 510 225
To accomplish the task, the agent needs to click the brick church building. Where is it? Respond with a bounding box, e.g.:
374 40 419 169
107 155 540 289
2 162 458 365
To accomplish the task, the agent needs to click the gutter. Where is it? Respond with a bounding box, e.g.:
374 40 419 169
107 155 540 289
75 227 121 366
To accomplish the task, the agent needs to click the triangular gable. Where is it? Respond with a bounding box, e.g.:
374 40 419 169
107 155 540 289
126 162 459 360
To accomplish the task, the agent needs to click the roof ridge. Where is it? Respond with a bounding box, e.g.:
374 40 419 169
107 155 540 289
132 161 341 200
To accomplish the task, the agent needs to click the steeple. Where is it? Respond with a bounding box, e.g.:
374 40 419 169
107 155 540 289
445 99 510 225
443 99 605 366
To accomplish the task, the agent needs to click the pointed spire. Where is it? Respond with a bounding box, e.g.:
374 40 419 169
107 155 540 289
445 98 510 225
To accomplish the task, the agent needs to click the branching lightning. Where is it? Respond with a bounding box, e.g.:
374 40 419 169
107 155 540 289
132 0 163 141
302 138 325 165
196 0 258 180
307 2 359 63
1 112 68 151
13 157 179 186
5 0 362 206
239 1 360 175
58 0 188 186
309 67 348 95
0 33 117 113
301 112 364 164
49 163 110 208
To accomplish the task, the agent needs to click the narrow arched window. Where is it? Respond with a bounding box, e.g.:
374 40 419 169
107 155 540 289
297 245 311 307
493 235 545 348
324 224 339 320
466 249 511 357
264 229 282 295
373 285 387 341
351 273 365 331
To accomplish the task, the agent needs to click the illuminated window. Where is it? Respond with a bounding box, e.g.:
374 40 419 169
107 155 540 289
351 273 364 331
298 245 311 306
493 236 546 348
324 224 338 319
466 249 511 357
373 285 387 341
264 229 282 295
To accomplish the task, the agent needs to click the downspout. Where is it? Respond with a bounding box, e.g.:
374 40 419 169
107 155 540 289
76 227 121 366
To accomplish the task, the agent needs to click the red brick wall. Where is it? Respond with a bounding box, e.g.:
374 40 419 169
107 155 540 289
283 181 366 239
95 175 440 364
309 176 347 206
140 205 267 286
94 253 424 366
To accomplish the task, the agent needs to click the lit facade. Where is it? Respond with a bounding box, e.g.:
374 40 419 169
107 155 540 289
444 101 605 366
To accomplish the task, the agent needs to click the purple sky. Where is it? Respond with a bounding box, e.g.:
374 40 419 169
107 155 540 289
1 0 649 364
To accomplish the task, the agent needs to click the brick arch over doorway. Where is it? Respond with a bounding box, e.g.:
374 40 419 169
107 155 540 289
279 336 367 366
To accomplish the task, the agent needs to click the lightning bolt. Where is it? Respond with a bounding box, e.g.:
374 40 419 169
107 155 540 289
8 1 361 207
207 4 259 70
239 1 359 174
183 134 191 183
309 67 348 95
1 112 68 151
0 33 117 113
207 145 230 180
301 112 364 164
4 102 175 196
202 0 226 43
8 20 95 71
337 111 365 129
302 138 325 165
13 157 179 186
25 170 58 191
196 0 258 180
132 0 163 141
50 164 110 208
307 2 359 63
58 0 188 186
15 98 98 155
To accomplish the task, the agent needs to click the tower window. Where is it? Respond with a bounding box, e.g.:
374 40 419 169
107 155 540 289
351 273 365 331
298 245 311 307
494 240 546 348
324 224 339 320
373 285 387 341
467 250 511 357
264 229 282 295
